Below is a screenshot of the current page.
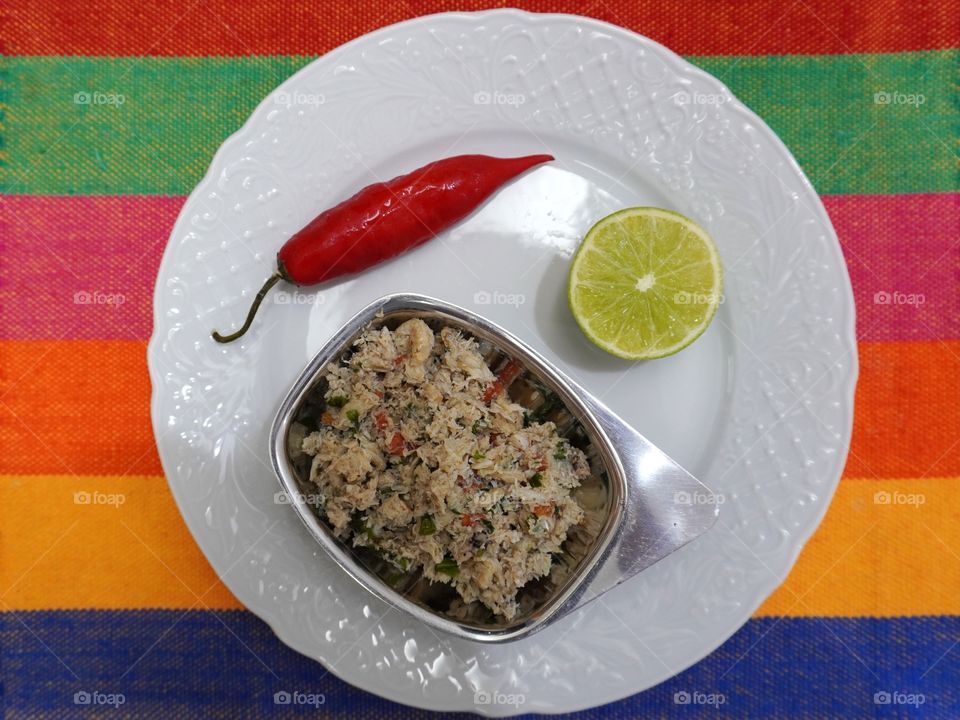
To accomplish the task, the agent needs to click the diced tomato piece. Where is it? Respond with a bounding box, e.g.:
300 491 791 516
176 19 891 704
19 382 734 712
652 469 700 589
482 358 524 403
461 513 486 527
481 381 501 404
374 411 389 431
388 432 405 456
533 504 553 517
321 412 334 425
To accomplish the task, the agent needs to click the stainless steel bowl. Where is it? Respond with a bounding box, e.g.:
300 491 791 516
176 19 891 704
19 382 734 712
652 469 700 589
270 293 718 642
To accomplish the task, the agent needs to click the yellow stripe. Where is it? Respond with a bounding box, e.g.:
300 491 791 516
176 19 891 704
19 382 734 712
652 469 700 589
3 474 956 615
755 476 959 617
0 474 240 610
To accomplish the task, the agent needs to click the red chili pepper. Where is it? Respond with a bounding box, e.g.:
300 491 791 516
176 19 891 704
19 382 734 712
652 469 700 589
212 153 553 343
532 504 553 517
482 357 524 404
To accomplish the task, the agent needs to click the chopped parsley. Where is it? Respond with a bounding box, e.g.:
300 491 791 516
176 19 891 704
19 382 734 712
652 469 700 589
345 409 360 430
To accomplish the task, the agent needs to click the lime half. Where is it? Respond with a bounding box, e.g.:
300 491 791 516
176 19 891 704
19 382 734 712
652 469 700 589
567 207 723 360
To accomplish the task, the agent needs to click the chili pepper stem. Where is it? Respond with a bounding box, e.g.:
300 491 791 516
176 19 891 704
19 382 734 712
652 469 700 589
211 272 283 343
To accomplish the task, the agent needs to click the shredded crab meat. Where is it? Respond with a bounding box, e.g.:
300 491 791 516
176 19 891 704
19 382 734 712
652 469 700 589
301 318 589 619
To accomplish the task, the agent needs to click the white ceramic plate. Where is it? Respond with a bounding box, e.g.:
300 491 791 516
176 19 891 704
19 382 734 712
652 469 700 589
148 10 857 715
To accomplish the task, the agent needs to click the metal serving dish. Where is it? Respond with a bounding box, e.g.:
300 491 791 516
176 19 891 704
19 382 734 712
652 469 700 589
270 293 718 642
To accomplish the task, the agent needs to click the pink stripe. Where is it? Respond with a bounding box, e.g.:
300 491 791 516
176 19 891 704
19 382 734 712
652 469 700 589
2 194 957 340
823 192 960 342
1 196 181 339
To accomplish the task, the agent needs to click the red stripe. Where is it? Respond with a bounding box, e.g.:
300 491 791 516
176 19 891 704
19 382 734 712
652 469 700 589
823 192 960 343
5 0 958 56
5 194 959 342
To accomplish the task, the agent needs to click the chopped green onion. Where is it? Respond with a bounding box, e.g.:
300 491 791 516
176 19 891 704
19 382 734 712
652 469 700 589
345 409 360 430
327 395 349 408
471 418 487 435
350 511 377 542
481 518 494 533
529 473 543 488
472 450 486 461
553 443 567 460
435 556 460 578
418 514 436 535
530 391 560 423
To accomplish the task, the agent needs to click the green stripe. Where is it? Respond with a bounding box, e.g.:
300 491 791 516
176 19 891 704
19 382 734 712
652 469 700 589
691 51 958 196
1 52 956 196
1 56 311 196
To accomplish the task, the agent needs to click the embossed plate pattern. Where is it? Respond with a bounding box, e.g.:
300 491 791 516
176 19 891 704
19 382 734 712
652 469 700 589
147 10 857 715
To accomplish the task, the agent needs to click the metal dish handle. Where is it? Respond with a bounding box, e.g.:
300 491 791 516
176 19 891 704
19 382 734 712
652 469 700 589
552 371 719 615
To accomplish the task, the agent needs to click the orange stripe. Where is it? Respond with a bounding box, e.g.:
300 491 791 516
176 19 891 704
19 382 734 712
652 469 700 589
0 340 162 476
846 340 960 479
2 339 958 478
756 476 960 617
3 473 957 615
1 474 240 610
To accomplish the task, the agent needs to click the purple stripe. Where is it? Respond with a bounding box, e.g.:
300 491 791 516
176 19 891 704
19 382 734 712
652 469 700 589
824 193 960 342
3 194 957 341
0 196 180 340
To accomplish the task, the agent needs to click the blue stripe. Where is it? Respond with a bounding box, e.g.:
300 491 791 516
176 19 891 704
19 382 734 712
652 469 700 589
2 610 959 717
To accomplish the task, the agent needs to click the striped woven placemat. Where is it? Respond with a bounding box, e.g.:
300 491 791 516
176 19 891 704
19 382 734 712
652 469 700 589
2 1 958 716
